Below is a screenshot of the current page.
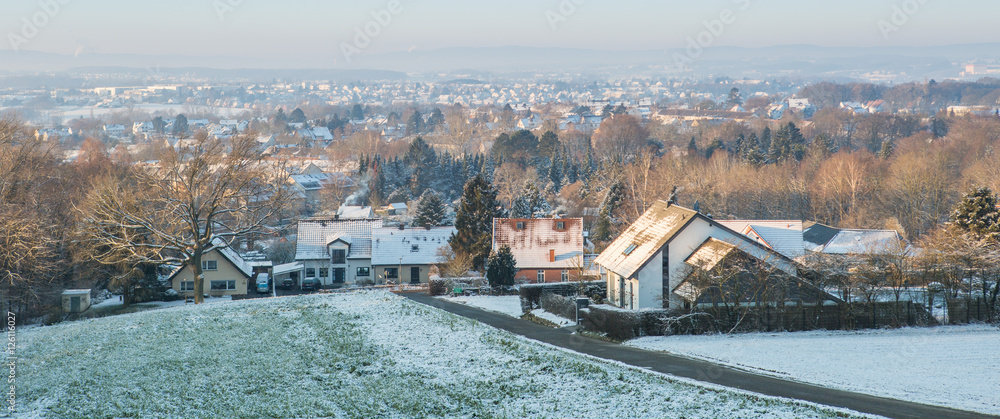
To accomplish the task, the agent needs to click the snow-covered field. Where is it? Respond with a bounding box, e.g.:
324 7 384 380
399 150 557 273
439 295 524 317
14 292 864 418
628 325 1000 415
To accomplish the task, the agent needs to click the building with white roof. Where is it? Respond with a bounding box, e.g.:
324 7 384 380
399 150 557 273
295 218 383 286
717 220 806 260
492 218 584 284
372 227 456 284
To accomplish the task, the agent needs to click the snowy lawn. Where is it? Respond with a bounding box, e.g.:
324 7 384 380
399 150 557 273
530 308 576 327
13 292 865 418
628 325 1000 415
438 294 524 317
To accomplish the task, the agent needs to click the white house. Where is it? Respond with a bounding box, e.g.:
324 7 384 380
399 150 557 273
595 202 798 310
295 218 383 286
371 227 455 284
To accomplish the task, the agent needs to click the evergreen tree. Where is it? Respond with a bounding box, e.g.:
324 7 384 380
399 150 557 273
449 175 504 271
726 87 743 107
289 107 307 123
486 245 517 289
548 154 563 191
951 187 1000 241
687 137 698 157
350 104 365 120
769 122 806 162
413 191 447 228
406 110 424 135
404 137 438 197
537 131 561 158
510 196 532 218
878 139 894 159
172 114 189 137
811 133 835 158
427 108 445 129
592 182 624 241
760 126 772 153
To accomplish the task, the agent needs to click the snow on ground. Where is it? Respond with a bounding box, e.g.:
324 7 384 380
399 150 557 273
530 308 576 327
14 292 865 418
438 294 524 317
628 325 1000 415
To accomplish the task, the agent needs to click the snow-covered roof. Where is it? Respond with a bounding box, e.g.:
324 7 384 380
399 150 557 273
295 219 383 261
595 202 697 279
371 227 456 266
819 229 903 255
492 218 584 270
273 262 303 275
214 238 255 278
684 238 737 271
337 206 375 219
719 220 805 259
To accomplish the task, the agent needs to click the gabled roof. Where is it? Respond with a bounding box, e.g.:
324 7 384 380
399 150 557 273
295 219 383 260
719 220 805 259
337 206 375 219
371 227 456 266
684 238 737 272
820 229 904 255
493 218 584 269
595 202 698 279
803 222 841 251
166 238 253 281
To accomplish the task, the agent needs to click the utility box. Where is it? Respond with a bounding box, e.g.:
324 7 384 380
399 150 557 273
61 290 92 313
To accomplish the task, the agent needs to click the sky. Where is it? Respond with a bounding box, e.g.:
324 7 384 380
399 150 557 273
2 0 996 62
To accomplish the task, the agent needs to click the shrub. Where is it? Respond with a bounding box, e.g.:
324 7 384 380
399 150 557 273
540 293 577 320
429 279 448 296
578 305 641 341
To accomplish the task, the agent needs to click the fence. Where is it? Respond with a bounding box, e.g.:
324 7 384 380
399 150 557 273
947 298 997 324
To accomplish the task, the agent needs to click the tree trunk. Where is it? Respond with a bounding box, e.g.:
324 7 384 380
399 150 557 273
192 253 205 304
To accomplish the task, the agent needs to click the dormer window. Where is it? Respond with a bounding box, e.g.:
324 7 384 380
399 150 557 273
556 221 566 230
515 221 525 230
411 244 419 252
623 244 638 256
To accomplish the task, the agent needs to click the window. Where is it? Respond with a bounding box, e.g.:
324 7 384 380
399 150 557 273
385 268 398 279
356 267 370 277
201 260 218 271
331 249 346 264
305 268 316 278
210 280 236 291
319 268 329 279
410 244 419 252
623 244 638 256
556 221 565 230
536 270 545 283
561 270 568 282
515 221 525 230
180 281 195 291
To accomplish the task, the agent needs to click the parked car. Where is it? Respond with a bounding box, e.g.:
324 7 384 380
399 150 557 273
301 278 320 292
256 274 271 293
280 278 295 290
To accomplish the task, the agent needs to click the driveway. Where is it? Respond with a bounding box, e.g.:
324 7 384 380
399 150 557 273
401 292 994 419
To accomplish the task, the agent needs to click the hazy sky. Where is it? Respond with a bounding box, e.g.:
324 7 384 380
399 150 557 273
2 0 996 60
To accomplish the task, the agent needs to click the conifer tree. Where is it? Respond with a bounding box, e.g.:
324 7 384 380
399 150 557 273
449 175 504 271
413 191 447 228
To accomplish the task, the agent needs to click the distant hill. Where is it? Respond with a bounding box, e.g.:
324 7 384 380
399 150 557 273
3 43 1000 81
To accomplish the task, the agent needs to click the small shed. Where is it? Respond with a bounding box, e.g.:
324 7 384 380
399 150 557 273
61 289 92 313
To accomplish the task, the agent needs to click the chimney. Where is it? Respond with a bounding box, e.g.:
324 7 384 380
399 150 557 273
549 249 555 263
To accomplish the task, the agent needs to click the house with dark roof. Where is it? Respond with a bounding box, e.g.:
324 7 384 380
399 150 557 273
594 202 804 310
803 222 905 255
492 218 584 284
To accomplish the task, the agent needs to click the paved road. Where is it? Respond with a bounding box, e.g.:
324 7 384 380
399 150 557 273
401 292 994 419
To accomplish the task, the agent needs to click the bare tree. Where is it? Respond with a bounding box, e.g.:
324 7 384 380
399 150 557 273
80 134 293 304
591 114 649 163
